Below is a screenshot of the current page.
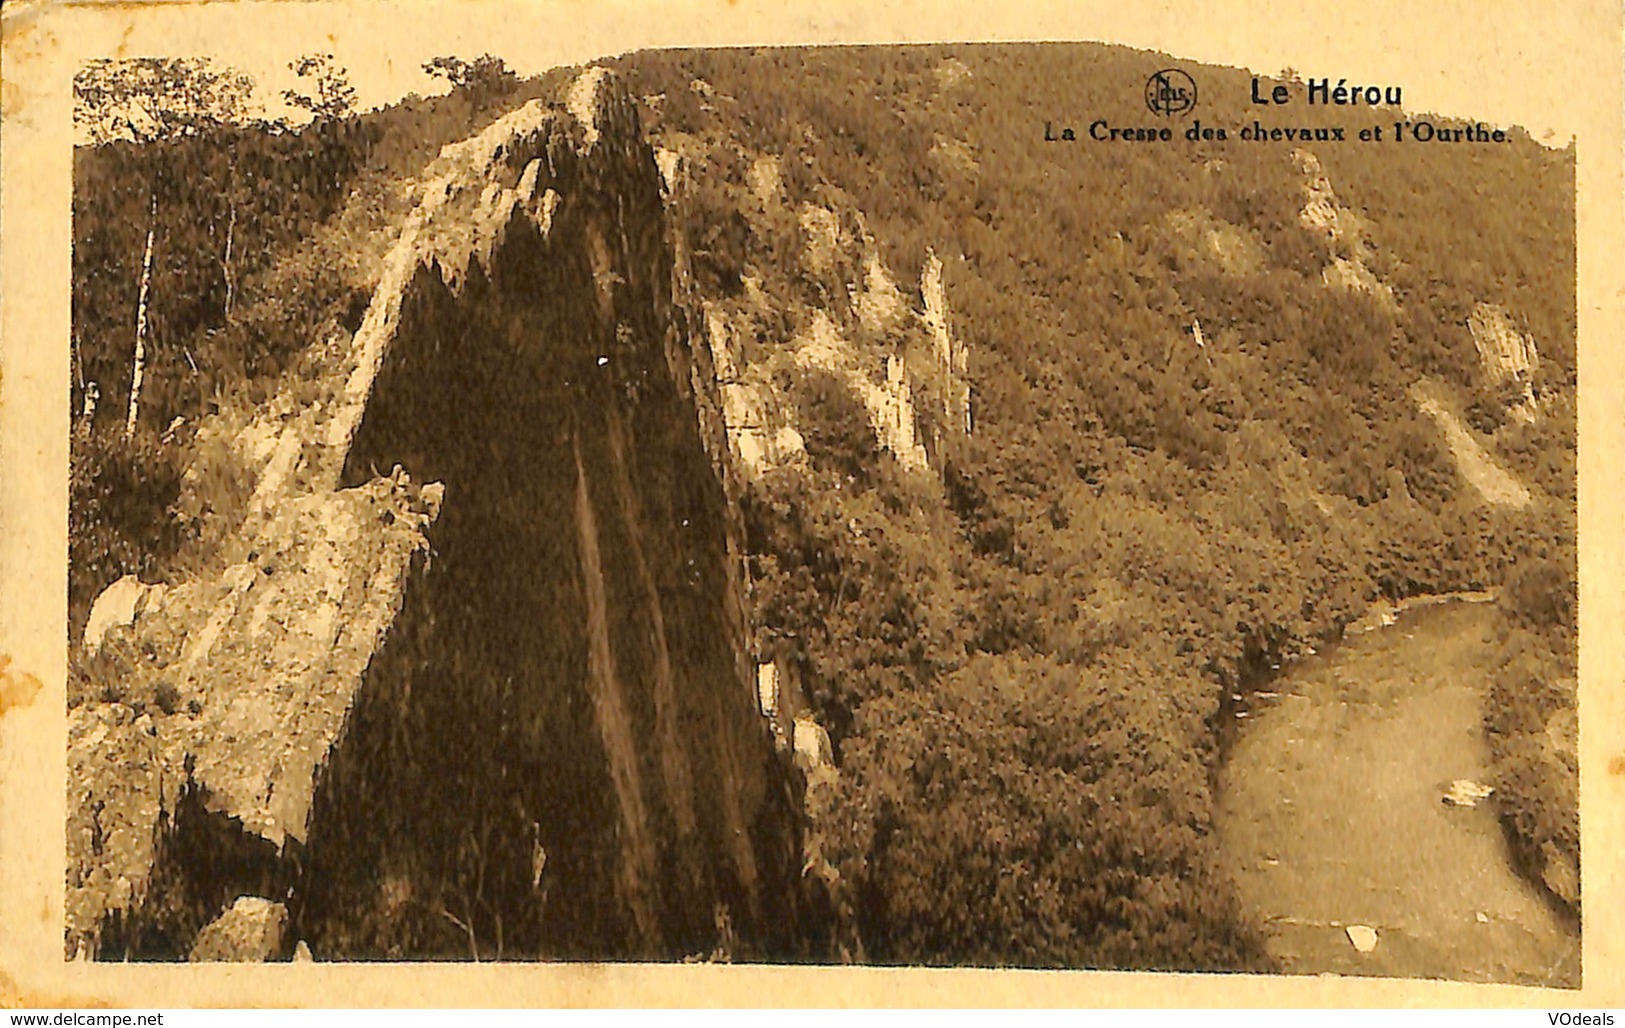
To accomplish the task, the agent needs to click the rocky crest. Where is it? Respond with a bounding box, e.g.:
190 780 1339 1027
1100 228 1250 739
1466 302 1541 423
69 67 805 961
1292 148 1395 308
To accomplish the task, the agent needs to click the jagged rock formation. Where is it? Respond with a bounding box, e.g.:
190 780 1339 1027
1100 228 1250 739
921 250 971 435
1287 149 1541 505
1290 152 1543 436
1468 303 1538 383
1291 148 1395 308
1467 302 1541 422
643 80 981 907
296 67 804 960
684 205 969 478
189 897 288 962
69 67 804 962
707 304 810 476
1410 382 1533 509
67 462 442 957
646 78 974 486
1293 148 1350 241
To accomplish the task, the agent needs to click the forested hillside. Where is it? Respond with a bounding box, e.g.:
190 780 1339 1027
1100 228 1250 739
70 44 1576 969
71 58 574 638
611 43 1577 966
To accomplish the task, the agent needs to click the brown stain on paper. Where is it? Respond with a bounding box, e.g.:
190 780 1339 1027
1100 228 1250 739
0 656 41 717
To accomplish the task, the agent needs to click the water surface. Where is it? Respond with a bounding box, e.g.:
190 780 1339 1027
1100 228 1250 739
1216 599 1578 985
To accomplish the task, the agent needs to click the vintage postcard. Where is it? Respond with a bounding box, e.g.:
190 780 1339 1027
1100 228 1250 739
1 0 1621 1008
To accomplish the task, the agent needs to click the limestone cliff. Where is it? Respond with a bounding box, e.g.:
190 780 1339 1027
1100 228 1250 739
69 67 804 962
1467 302 1541 422
660 117 973 483
1291 148 1395 308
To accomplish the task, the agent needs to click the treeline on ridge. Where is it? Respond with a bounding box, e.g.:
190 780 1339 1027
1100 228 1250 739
615 42 1577 965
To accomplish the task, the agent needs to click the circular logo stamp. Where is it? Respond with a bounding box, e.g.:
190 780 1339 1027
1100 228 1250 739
1145 69 1197 117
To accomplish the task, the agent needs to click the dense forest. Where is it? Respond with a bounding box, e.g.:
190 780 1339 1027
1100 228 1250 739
610 44 1577 966
70 55 572 637
71 44 1576 968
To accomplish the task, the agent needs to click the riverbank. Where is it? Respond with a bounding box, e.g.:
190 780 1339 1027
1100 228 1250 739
1342 590 1497 636
1215 599 1578 986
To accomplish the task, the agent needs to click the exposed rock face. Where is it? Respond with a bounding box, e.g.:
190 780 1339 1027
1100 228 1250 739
689 221 970 478
68 92 601 956
756 661 780 718
708 304 809 477
1291 148 1395 308
1410 383 1532 508
1467 302 1540 421
1540 840 1581 909
189 897 288 962
792 714 834 773
67 705 177 954
81 576 162 657
67 468 443 958
1321 255 1388 297
292 67 801 960
1468 304 1538 380
921 250 971 435
1293 148 1347 241
643 85 979 932
69 67 804 962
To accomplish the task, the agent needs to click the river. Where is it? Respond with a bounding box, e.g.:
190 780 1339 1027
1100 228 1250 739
1215 598 1579 986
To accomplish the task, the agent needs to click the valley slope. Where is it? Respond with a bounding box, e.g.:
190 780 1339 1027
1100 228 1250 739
67 45 1577 968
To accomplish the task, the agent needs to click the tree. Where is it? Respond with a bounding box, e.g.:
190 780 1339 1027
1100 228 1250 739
74 58 259 437
74 58 255 147
422 54 518 98
283 53 357 122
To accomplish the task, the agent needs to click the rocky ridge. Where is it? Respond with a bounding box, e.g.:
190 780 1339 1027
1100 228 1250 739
68 67 744 959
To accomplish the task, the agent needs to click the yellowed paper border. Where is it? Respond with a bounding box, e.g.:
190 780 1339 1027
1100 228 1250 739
2 0 1621 1007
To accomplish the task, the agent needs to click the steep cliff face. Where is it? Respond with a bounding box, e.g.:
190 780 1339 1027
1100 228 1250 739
1292 148 1395 308
1466 302 1541 422
69 68 804 962
296 70 800 960
70 45 1575 969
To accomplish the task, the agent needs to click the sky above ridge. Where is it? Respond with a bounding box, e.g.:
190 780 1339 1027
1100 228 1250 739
41 0 1590 147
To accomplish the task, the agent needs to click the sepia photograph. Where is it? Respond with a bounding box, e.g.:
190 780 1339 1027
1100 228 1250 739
3 0 1622 1010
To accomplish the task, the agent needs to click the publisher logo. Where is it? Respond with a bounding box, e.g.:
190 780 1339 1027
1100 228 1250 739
1146 69 1197 117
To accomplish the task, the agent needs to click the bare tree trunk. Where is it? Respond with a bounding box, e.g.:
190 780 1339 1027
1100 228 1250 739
125 190 157 439
222 196 237 317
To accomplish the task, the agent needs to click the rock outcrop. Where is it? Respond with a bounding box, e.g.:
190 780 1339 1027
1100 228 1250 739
1467 302 1541 422
290 67 800 960
1410 382 1532 508
642 87 982 923
921 249 971 435
689 218 969 479
188 897 288 962
1291 148 1395 309
68 457 443 957
70 67 804 962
